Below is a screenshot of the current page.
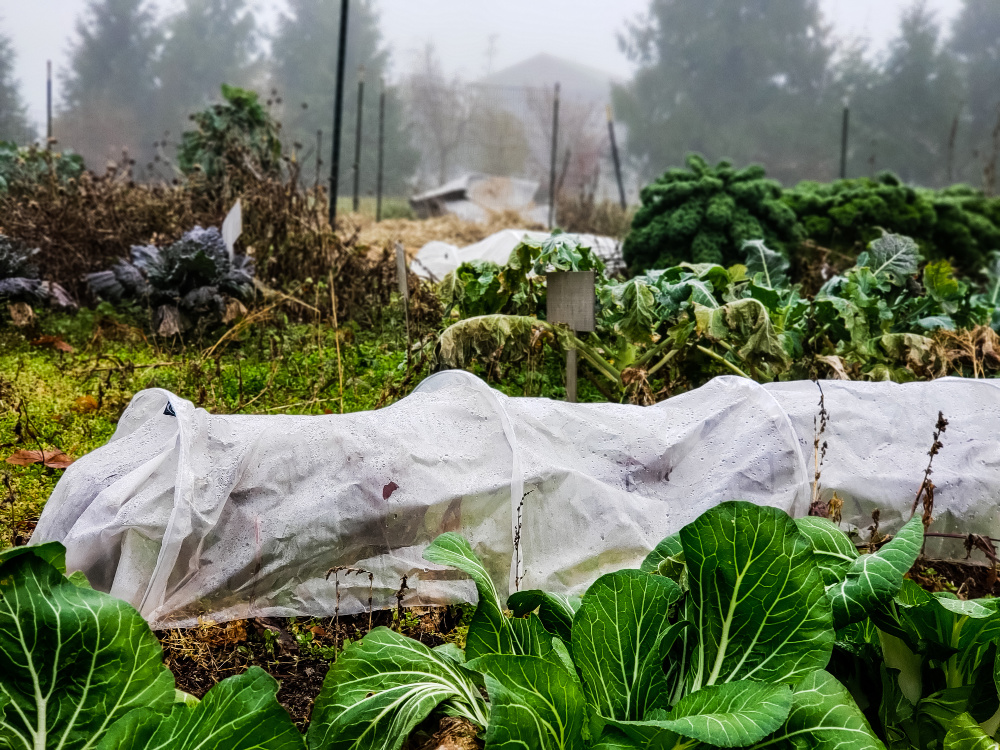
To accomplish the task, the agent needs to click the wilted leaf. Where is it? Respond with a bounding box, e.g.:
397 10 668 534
74 395 99 413
5 448 75 468
7 301 34 327
30 334 73 352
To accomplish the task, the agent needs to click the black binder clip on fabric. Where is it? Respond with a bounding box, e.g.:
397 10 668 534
163 401 177 417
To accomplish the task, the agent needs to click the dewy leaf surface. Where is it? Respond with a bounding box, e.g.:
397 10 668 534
681 501 833 690
0 548 175 750
826 514 923 628
470 653 587 750
96 667 304 750
423 533 514 659
794 517 859 586
750 670 886 750
571 570 681 720
307 627 488 750
611 681 791 748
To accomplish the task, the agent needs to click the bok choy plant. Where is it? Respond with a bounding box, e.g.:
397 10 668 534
307 502 928 750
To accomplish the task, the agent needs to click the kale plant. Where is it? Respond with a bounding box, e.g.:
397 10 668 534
177 84 282 188
0 234 76 311
86 226 254 335
623 153 801 272
0 141 85 194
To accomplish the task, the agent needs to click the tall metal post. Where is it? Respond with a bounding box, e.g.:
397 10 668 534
376 82 386 222
840 106 850 180
352 67 365 212
607 105 626 209
328 0 350 226
548 82 560 229
46 60 52 146
315 129 322 189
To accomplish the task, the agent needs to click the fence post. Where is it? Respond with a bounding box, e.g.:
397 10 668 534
376 81 386 222
548 82 560 229
328 0 349 226
607 105 626 210
46 60 52 147
352 67 365 213
315 129 322 189
840 105 850 180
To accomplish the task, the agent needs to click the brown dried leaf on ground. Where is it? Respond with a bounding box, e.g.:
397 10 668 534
7 302 34 327
5 449 75 469
419 717 483 750
73 395 99 413
30 335 73 352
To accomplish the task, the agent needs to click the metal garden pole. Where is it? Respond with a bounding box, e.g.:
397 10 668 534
328 0 349 226
840 106 850 180
548 82 560 229
46 60 52 146
376 81 386 222
607 105 626 209
352 67 365 213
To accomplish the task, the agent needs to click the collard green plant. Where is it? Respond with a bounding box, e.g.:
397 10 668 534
177 84 282 186
0 543 176 750
96 667 304 750
623 153 801 272
0 542 308 750
0 141 85 195
0 234 77 310
437 231 999 393
86 225 254 335
308 500 916 749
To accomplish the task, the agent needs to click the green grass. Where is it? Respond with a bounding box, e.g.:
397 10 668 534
334 195 414 219
0 302 604 544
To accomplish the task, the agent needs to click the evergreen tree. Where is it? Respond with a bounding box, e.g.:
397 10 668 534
60 0 161 166
155 0 259 140
0 24 33 143
948 0 1000 186
849 1 962 186
270 0 417 198
614 0 838 186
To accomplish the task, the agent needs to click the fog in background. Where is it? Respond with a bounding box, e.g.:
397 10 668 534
0 0 993 198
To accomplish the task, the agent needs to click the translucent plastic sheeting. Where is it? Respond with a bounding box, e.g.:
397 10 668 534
30 372 999 628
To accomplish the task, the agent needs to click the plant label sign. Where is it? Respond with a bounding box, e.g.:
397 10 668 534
547 270 595 402
222 199 242 261
547 271 595 332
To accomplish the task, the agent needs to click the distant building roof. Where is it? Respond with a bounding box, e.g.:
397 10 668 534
479 53 621 103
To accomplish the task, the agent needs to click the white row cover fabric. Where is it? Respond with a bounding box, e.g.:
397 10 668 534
411 229 625 281
31 372 1000 628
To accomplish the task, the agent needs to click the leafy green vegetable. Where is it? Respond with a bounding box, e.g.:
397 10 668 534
794 517 859 586
826 514 924 628
307 627 488 750
96 667 304 750
469 653 587 750
681 501 833 690
571 570 682 720
507 590 581 644
0 544 175 750
423 532 515 660
943 712 1000 750
751 670 886 749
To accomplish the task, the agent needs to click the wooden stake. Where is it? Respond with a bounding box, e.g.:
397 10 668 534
329 270 345 414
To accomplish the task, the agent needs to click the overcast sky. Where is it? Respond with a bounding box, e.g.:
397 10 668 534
3 0 964 132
